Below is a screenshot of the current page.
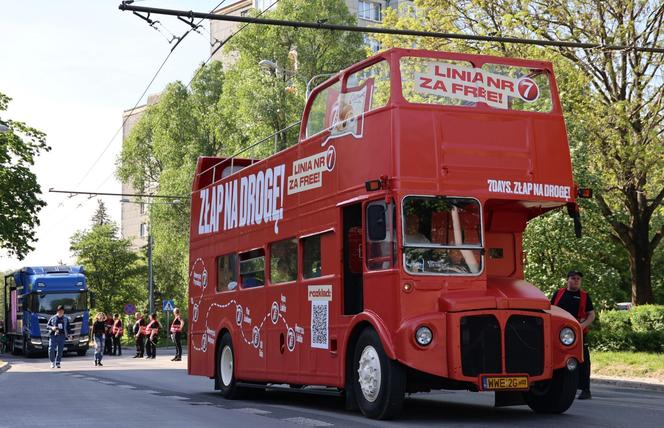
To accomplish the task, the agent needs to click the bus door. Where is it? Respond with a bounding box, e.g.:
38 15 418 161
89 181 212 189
343 204 363 315
265 238 300 381
236 249 267 378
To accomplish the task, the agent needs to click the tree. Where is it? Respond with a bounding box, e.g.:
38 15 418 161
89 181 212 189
70 210 146 314
0 91 51 259
91 199 110 226
375 0 663 304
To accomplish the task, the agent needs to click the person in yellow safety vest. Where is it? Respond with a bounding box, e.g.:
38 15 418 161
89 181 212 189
145 313 161 359
170 308 184 361
132 312 146 358
111 313 123 356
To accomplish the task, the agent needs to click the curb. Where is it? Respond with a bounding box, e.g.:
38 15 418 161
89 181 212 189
0 361 10 374
592 376 664 392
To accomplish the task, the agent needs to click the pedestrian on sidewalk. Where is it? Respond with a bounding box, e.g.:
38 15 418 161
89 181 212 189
104 313 114 355
145 313 161 359
170 308 184 361
92 312 107 366
112 313 123 356
551 270 596 400
133 312 146 358
46 305 72 369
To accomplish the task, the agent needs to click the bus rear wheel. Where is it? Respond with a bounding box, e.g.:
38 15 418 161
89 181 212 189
352 328 405 420
523 367 578 413
217 333 242 399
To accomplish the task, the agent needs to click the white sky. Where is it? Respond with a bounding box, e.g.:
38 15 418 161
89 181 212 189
0 0 227 271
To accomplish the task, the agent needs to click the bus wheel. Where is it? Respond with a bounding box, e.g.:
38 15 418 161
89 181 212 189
217 333 241 399
352 328 405 420
523 367 578 414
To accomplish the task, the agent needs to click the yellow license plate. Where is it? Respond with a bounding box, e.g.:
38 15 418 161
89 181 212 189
481 376 529 391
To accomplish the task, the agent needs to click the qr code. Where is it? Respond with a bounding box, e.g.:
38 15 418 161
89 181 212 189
311 301 328 349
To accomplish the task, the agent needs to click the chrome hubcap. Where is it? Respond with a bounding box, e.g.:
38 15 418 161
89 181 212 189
357 345 381 402
220 345 234 386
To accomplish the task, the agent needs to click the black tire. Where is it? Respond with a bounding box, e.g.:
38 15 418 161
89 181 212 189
523 367 578 414
77 349 88 357
352 328 405 420
217 333 242 399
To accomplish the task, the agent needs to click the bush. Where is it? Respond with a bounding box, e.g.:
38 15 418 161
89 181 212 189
589 306 664 352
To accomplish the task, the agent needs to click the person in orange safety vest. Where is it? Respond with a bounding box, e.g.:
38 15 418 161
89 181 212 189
145 313 161 359
170 308 185 361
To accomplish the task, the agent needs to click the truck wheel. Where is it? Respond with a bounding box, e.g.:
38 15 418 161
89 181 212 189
523 367 578 413
217 333 243 399
22 336 32 358
352 328 405 420
77 349 88 357
11 338 20 355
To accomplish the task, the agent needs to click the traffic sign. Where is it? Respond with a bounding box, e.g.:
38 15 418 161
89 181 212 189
162 299 175 312
124 303 136 315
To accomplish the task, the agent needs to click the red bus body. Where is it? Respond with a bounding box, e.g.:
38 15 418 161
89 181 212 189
188 48 584 416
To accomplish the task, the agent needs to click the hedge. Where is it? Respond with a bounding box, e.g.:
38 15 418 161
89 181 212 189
589 305 664 353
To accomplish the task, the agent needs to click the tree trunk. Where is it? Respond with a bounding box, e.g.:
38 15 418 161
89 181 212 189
629 217 654 305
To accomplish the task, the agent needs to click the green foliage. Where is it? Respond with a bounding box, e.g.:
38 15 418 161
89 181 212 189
590 306 664 352
374 0 664 304
70 209 146 315
0 91 51 259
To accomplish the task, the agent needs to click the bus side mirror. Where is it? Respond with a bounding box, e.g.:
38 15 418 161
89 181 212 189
367 204 387 241
566 203 582 238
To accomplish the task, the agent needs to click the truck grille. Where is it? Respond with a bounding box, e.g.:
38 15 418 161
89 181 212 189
460 315 501 377
505 315 544 376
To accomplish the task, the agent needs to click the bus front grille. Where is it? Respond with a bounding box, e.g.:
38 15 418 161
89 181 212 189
505 315 544 376
460 315 501 377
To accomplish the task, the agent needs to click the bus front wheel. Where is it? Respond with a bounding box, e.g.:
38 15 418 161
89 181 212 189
217 333 241 399
352 328 405 420
523 367 578 413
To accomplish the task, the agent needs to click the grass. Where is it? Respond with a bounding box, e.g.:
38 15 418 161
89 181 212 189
592 351 664 381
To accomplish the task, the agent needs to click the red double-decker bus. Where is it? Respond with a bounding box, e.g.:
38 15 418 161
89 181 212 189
188 48 584 420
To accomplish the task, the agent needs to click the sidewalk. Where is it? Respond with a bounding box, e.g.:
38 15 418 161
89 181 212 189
592 374 664 392
0 359 9 374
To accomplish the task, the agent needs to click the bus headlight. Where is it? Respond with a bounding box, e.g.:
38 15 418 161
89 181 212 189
415 326 433 346
559 327 576 346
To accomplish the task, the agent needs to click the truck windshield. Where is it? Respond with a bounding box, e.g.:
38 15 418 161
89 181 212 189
28 292 88 314
402 197 482 275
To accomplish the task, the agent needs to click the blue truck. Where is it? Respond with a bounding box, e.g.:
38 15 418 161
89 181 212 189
3 266 91 357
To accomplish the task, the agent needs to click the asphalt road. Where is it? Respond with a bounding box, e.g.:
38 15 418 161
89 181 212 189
1 351 661 428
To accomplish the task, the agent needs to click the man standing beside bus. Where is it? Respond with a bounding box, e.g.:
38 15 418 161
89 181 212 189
46 305 71 368
551 271 595 400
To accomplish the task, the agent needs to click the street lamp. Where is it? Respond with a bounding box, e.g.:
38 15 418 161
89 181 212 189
120 197 181 314
258 59 335 100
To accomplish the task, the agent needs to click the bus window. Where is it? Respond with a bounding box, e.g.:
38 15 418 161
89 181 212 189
346 60 391 111
306 80 341 138
366 200 396 270
400 57 475 106
239 249 265 288
216 253 238 292
302 234 322 279
270 238 297 284
403 197 483 275
481 63 553 112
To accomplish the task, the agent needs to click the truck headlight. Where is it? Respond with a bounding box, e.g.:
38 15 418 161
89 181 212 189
559 327 576 346
415 326 433 346
79 337 89 343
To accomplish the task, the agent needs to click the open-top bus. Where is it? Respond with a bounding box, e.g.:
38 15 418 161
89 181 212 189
188 48 584 419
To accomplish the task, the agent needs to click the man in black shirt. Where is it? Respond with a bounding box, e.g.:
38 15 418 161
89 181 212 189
551 270 595 400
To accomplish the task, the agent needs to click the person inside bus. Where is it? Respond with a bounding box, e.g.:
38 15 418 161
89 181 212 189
405 214 431 244
445 250 470 274
272 258 296 283
242 274 263 288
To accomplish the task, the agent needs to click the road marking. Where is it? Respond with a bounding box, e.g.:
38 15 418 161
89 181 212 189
282 417 333 427
116 385 137 389
189 401 214 406
98 381 116 385
235 408 272 415
142 390 161 394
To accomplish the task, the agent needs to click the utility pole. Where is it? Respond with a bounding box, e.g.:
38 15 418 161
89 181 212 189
147 234 154 314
